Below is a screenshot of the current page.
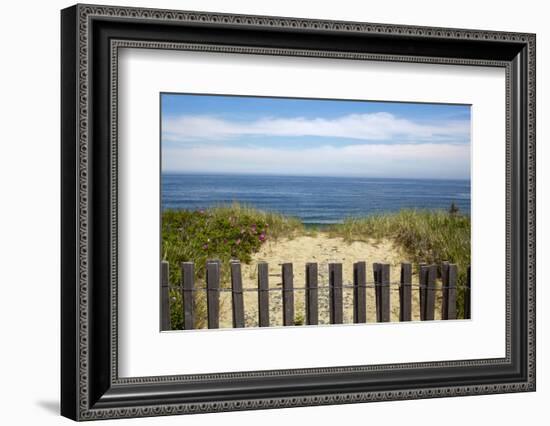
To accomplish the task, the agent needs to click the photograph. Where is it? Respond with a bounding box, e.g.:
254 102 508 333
57 2 536 420
160 93 472 330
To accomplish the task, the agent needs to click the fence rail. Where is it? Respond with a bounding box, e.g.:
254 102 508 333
160 260 471 331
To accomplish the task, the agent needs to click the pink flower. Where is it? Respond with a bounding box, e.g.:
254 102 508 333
259 233 266 242
251 224 257 233
202 243 208 250
235 239 241 245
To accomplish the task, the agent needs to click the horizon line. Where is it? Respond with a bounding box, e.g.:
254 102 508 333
161 171 471 181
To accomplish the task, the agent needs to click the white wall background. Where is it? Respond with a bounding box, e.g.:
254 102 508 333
0 0 546 424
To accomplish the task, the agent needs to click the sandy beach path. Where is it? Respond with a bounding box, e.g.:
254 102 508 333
218 234 444 328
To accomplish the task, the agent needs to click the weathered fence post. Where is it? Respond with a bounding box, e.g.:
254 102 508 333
353 261 367 323
329 263 343 324
419 263 428 320
305 263 318 325
257 262 270 327
374 263 390 322
282 263 294 326
206 260 220 329
448 264 458 320
230 261 245 328
181 262 194 330
160 261 171 331
379 264 390 322
465 266 471 319
373 262 380 318
423 264 437 321
441 262 449 319
399 263 412 321
441 262 458 320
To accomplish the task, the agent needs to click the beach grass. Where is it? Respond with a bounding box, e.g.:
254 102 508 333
326 209 471 317
326 209 470 266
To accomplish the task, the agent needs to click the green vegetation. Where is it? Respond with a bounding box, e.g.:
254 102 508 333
326 209 471 317
162 203 304 328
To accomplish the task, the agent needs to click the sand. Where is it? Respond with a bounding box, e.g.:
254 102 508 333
217 234 444 328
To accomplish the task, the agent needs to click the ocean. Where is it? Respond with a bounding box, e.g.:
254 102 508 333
161 174 470 225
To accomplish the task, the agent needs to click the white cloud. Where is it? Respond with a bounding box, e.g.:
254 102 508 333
162 112 470 143
162 143 470 179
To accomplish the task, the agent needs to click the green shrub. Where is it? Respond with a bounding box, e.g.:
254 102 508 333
162 203 303 328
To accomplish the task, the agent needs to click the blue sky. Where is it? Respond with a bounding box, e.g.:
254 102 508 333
161 93 471 179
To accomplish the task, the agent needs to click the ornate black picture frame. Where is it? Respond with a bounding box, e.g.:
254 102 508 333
61 4 536 421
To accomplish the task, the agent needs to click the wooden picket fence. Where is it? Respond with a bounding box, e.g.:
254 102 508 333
160 260 471 330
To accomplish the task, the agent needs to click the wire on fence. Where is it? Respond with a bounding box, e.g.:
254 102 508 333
168 283 469 291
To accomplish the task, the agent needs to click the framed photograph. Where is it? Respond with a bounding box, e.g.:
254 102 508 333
61 4 536 421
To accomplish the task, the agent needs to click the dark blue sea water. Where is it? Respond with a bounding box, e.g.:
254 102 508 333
161 174 470 225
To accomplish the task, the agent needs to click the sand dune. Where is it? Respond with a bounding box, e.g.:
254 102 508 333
218 234 444 328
